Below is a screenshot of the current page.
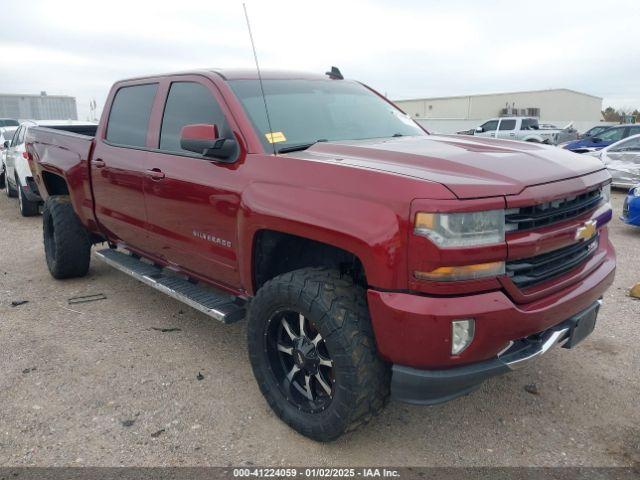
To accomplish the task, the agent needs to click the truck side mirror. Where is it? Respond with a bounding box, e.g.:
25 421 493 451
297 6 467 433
180 124 238 162
475 127 483 133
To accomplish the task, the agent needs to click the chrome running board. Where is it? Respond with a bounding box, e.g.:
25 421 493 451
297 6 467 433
95 248 246 323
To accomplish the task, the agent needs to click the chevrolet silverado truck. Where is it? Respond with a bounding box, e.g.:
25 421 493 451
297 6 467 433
25 69 616 442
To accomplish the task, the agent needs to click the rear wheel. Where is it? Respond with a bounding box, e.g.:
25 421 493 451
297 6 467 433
17 177 39 217
5 169 17 197
43 195 92 279
247 267 390 441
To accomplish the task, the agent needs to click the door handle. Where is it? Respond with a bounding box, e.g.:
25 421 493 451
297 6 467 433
146 168 165 180
93 159 106 168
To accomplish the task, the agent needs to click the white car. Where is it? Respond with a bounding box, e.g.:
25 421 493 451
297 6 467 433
4 120 97 216
0 126 18 188
586 133 640 189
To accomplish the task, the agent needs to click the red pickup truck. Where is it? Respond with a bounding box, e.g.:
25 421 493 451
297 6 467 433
25 69 615 441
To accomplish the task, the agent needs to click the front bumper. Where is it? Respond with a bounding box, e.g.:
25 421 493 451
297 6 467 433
608 168 640 190
391 299 601 404
368 238 614 369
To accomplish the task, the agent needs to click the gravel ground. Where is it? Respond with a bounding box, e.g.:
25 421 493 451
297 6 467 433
0 190 638 467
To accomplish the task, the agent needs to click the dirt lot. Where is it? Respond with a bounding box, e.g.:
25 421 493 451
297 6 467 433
0 190 638 467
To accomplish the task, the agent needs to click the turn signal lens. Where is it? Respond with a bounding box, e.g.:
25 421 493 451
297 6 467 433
452 319 475 355
414 261 505 282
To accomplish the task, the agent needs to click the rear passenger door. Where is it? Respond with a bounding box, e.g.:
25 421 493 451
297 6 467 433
91 82 158 251
143 77 242 288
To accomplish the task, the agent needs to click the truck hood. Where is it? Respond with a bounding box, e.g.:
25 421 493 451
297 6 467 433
290 135 605 198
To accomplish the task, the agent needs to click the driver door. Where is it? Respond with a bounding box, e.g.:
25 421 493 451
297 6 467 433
143 77 243 289
475 120 498 138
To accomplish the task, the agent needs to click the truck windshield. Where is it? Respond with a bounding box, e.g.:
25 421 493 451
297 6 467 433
228 79 426 152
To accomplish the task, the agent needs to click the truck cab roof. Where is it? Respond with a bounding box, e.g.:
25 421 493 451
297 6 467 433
118 69 332 84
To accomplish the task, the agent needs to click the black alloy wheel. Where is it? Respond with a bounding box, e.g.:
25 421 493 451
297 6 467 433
265 309 334 413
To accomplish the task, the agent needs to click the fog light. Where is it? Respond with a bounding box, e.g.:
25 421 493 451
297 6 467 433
451 319 475 355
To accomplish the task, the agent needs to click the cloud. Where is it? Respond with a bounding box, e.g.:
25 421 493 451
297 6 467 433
0 0 638 119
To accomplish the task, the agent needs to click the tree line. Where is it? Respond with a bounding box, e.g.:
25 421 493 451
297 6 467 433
602 106 639 122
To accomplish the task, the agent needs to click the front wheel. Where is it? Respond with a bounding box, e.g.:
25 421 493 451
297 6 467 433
247 268 390 441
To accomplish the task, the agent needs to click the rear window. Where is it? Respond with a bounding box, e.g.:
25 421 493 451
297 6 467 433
106 84 158 147
0 119 19 127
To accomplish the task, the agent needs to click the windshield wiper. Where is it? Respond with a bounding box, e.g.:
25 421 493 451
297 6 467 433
277 139 327 154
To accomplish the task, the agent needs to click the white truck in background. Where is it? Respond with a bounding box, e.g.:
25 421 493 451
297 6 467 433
470 117 577 145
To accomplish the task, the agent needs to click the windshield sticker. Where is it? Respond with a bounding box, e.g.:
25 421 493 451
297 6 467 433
265 131 287 143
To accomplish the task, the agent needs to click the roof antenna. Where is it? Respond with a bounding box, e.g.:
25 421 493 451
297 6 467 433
325 66 344 80
243 3 276 155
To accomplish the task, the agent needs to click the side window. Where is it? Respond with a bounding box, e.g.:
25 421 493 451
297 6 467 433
18 127 26 145
612 136 640 152
481 120 498 132
106 83 158 147
498 119 516 130
159 82 228 153
520 118 539 130
627 126 640 137
10 127 21 146
599 128 625 142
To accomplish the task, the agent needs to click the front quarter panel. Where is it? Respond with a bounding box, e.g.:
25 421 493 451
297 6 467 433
238 182 410 293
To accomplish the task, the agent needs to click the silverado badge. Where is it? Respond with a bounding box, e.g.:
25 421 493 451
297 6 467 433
575 220 597 242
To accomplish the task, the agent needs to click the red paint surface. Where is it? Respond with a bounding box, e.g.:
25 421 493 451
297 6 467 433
25 69 616 368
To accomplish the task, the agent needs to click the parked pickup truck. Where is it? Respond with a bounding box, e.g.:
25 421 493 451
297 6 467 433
26 69 616 442
471 116 574 144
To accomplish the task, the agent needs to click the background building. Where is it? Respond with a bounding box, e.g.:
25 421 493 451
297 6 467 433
394 88 605 134
0 92 77 120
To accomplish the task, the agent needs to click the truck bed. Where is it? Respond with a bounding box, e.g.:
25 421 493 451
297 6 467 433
25 126 99 230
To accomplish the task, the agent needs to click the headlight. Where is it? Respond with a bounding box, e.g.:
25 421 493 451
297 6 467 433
602 183 611 203
414 210 505 247
633 187 640 197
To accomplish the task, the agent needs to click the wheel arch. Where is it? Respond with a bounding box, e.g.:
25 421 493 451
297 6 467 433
237 183 408 295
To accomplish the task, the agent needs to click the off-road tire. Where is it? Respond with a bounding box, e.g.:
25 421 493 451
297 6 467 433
247 267 390 441
17 177 39 217
43 195 91 279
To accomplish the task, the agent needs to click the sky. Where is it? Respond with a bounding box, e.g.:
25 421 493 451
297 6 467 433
0 0 638 120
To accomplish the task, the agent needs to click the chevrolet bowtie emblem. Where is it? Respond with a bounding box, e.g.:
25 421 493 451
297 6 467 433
575 220 597 241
